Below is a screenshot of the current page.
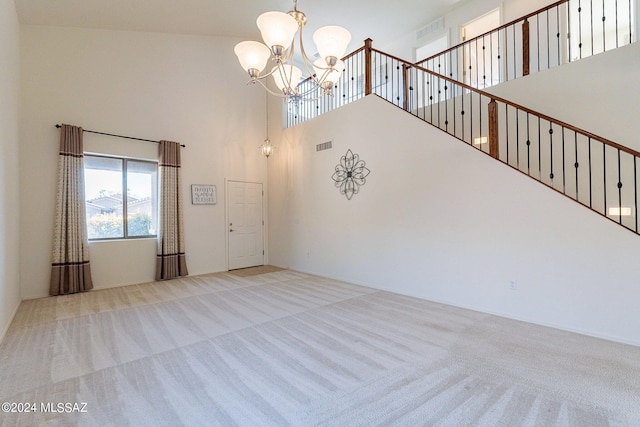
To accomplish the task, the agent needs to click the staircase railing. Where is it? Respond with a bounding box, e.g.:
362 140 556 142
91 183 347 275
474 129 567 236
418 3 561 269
375 47 640 236
415 0 635 90
286 38 640 236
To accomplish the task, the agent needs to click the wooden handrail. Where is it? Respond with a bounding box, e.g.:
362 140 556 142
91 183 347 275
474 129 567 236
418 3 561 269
415 0 568 65
368 47 640 158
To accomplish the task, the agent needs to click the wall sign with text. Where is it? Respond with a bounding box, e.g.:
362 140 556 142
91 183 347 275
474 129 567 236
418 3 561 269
191 184 217 205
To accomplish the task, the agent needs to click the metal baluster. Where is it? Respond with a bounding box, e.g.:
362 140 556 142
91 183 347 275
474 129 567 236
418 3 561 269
444 79 449 132
617 149 622 224
490 32 494 86
527 112 531 175
479 93 483 152
634 156 638 232
437 75 441 128
602 0 606 52
429 73 434 123
420 69 425 120
482 35 487 87
590 0 594 56
588 137 593 209
538 117 542 180
562 126 566 194
549 123 554 185
505 104 510 162
516 108 520 169
470 90 474 146
574 132 579 201
615 0 619 48
568 0 572 61
628 0 632 45
578 0 583 59
396 60 400 107
537 14 541 71
397 60 401 107
512 26 517 79
416 67 420 117
547 10 551 69
453 80 457 137
603 143 607 215
502 28 507 83
461 83 464 141
475 37 479 88
557 5 561 67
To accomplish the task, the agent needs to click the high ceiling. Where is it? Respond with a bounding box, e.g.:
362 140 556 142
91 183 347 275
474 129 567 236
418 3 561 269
15 0 467 52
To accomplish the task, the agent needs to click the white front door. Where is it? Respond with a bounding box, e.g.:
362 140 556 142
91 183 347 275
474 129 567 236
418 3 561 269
227 180 264 270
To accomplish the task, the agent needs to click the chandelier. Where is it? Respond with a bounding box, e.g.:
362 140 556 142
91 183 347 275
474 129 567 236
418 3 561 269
234 0 351 101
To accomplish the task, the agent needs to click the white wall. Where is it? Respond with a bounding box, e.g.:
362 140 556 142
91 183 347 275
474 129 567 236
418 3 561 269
0 0 22 341
268 95 640 346
20 26 268 299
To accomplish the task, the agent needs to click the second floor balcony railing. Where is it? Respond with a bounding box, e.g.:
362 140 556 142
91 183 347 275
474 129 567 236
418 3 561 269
415 0 635 90
287 0 635 128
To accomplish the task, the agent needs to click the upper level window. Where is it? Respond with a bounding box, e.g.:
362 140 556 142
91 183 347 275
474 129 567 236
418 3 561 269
84 155 158 240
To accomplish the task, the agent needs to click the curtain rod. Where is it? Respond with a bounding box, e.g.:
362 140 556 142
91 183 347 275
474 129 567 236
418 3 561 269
55 124 186 147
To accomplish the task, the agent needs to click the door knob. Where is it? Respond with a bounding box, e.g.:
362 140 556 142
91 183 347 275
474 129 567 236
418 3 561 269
230 229 235 232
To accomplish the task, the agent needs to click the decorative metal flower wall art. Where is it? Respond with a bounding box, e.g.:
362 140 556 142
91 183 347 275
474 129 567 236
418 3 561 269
331 149 371 200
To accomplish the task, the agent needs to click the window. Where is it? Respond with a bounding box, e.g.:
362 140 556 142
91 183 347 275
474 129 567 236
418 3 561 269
84 155 158 240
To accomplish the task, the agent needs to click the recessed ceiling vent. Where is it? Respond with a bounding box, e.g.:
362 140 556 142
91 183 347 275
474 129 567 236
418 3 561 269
316 141 332 152
416 17 445 41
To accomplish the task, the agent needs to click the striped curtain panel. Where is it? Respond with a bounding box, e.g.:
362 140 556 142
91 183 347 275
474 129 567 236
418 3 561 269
50 124 93 296
156 140 189 280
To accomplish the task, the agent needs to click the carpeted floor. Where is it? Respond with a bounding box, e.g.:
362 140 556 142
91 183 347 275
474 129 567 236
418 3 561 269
1 270 639 426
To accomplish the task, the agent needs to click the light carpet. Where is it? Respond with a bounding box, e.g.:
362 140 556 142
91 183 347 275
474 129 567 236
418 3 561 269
1 270 639 426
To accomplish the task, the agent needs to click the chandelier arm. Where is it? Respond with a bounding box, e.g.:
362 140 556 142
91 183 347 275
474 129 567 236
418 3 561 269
280 45 295 64
252 78 290 98
274 59 301 98
296 26 322 86
284 37 299 92
253 64 282 80
297 25 322 69
296 86 324 101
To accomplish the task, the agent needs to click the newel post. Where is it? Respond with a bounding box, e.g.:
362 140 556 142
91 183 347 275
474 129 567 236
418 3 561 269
488 99 499 159
522 18 530 76
402 64 411 111
364 38 373 96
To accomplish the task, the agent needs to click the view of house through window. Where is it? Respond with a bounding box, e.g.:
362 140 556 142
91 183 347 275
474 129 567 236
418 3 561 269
84 155 158 240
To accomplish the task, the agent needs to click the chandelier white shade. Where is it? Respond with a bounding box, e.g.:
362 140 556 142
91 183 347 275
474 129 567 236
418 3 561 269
271 65 303 92
234 0 351 100
233 41 271 77
256 12 298 53
313 26 351 63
